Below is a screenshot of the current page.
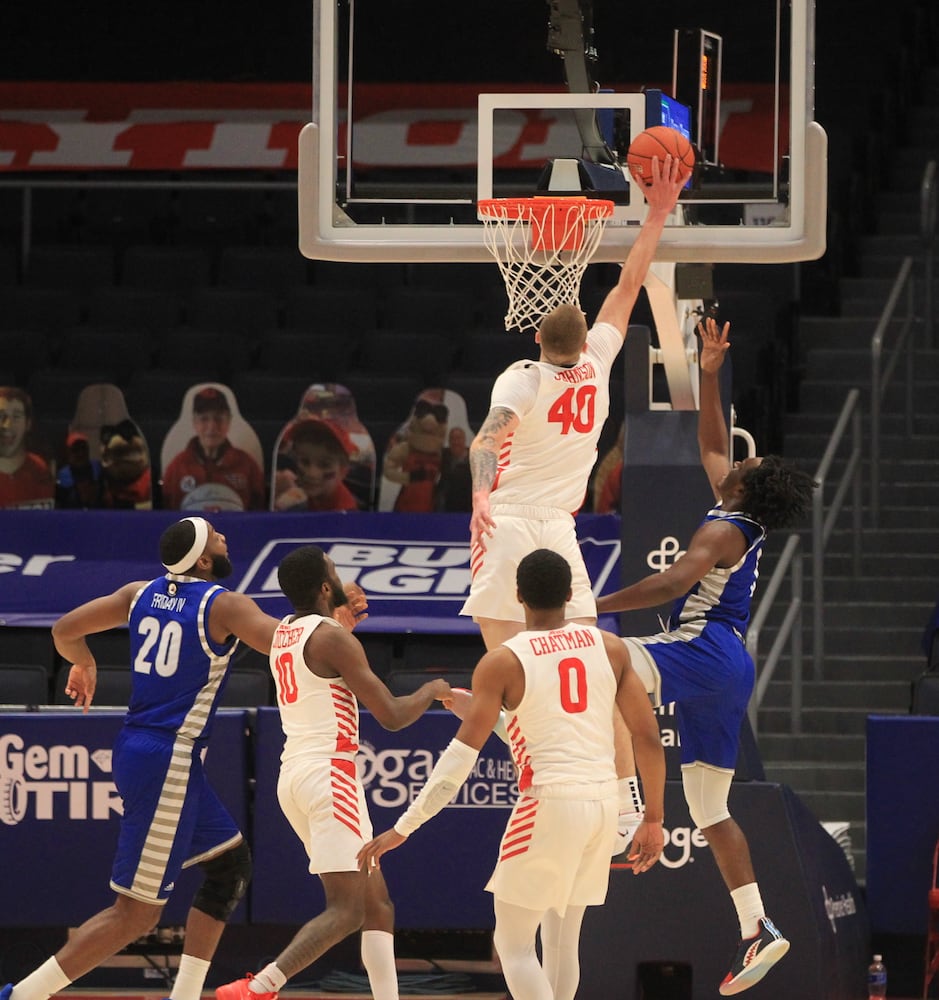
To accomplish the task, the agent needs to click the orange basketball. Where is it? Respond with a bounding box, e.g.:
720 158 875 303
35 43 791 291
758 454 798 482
626 126 695 187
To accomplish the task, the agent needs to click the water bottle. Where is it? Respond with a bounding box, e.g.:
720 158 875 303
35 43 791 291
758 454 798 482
867 954 887 1000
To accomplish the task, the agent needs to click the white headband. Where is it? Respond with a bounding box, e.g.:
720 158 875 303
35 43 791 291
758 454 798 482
163 517 210 574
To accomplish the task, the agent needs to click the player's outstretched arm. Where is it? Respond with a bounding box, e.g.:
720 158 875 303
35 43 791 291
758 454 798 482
211 590 280 653
596 154 690 336
697 316 732 499
314 624 450 731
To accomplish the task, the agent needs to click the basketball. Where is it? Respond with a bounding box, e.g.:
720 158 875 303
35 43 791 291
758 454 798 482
626 126 695 186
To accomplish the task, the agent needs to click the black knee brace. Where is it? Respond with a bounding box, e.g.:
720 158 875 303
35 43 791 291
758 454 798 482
192 839 252 922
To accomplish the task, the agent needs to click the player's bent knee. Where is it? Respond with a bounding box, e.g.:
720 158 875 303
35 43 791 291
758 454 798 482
681 763 733 830
192 839 252 922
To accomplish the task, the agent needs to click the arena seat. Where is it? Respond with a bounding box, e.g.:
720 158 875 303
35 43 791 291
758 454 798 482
0 664 50 706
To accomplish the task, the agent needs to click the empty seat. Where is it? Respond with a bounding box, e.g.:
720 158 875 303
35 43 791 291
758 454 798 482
386 665 474 696
58 328 153 383
185 287 281 337
283 286 379 336
154 328 254 384
86 629 130 667
0 245 19 285
230 373 320 423
459 332 533 375
24 245 116 294
0 663 50 705
54 664 131 706
0 287 84 334
311 260 406 291
256 329 359 382
357 331 456 385
2 331 55 385
122 245 212 297
86 287 184 333
338 374 423 425
28 370 101 420
221 667 273 708
125 370 208 421
0 627 58 671
218 246 312 293
379 287 476 335
401 633 486 673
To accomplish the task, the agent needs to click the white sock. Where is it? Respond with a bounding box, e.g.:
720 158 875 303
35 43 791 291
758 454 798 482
250 963 287 995
169 955 211 1000
360 930 399 1000
11 958 71 1000
730 882 765 940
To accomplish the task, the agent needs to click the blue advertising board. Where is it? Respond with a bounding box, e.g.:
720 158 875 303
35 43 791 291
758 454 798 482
0 710 249 927
0 510 622 634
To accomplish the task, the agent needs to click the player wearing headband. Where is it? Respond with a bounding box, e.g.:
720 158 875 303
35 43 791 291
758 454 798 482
2 517 280 1000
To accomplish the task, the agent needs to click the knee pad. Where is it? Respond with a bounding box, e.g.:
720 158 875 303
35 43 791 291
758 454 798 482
192 839 252 922
681 763 733 829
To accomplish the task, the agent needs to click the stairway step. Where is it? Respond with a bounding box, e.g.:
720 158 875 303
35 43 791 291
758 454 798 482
763 679 912 711
763 761 865 793
779 787 867 823
756 732 865 763
757 706 906 736
759 601 932 630
752 656 923 684
797 314 906 348
803 348 939 380
783 411 939 436
795 378 938 413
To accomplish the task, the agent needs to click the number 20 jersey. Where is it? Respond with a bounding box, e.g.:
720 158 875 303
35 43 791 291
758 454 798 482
488 323 621 513
126 574 237 742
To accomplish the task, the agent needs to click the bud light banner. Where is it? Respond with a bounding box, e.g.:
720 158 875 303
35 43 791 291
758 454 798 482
0 710 249 927
0 510 622 633
250 707 516 928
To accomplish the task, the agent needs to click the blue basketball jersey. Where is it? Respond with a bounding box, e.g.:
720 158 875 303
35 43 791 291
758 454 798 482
669 506 766 636
126 573 238 742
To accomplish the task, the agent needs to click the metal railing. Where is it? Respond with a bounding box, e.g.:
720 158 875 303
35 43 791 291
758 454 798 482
747 532 804 737
869 256 916 528
812 388 863 678
922 159 936 349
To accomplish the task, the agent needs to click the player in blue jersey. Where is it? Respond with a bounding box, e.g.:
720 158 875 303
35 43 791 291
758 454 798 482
1 516 281 1000
597 317 815 996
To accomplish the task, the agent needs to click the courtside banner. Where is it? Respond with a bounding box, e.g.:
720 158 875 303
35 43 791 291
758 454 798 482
0 510 621 633
0 710 248 927
251 707 515 928
0 82 785 174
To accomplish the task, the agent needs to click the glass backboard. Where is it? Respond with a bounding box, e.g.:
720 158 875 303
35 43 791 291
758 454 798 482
299 0 826 263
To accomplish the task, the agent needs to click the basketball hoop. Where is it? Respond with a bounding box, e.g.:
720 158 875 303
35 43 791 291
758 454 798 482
477 196 615 334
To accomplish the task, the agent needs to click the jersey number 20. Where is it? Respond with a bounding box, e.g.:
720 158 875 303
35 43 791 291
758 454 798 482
134 617 183 676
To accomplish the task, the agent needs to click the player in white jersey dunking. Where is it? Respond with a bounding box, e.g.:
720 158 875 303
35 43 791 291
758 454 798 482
1 517 281 1000
216 545 451 1000
462 155 689 843
359 549 666 1000
597 317 816 995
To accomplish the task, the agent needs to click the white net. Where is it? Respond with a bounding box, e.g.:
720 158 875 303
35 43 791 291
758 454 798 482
478 198 614 334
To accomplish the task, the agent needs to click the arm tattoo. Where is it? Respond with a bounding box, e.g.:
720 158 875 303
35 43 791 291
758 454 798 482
471 407 515 491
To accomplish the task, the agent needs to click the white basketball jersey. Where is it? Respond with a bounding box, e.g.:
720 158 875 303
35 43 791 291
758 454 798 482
269 613 359 765
488 322 621 513
502 623 617 792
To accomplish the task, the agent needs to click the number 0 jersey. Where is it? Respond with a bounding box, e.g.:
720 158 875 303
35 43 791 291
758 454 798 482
501 623 617 793
269 613 359 765
126 574 237 743
488 322 621 513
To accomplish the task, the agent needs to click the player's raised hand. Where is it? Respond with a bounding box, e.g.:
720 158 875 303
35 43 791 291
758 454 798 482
697 316 731 374
644 154 690 212
333 581 369 631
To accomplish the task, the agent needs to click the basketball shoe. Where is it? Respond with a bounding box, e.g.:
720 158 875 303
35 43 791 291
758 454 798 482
216 974 277 1000
718 916 790 995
